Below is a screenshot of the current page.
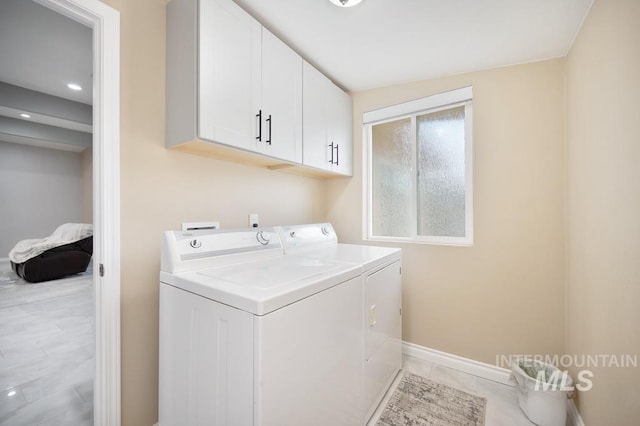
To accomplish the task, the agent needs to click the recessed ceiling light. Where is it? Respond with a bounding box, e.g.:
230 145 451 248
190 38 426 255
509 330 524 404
20 113 31 119
67 83 83 91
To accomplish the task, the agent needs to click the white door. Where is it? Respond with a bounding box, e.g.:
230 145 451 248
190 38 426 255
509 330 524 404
27 1 120 424
302 60 330 171
198 0 261 150
260 28 302 162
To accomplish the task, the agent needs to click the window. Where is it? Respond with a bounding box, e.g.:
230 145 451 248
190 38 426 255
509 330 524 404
363 87 473 245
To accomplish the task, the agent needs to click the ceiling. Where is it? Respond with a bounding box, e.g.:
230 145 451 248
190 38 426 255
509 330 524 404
0 0 92 105
235 0 594 92
0 0 594 101
0 0 92 151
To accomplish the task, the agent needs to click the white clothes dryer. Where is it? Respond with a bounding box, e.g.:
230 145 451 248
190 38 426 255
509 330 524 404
276 224 403 421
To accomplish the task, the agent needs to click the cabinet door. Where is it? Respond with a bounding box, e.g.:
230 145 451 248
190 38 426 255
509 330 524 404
303 61 353 174
198 0 261 150
328 84 353 176
261 29 302 163
302 61 331 171
302 62 333 170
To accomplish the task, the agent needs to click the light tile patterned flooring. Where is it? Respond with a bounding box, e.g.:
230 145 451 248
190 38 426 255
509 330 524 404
369 355 564 426
0 263 93 426
0 261 567 426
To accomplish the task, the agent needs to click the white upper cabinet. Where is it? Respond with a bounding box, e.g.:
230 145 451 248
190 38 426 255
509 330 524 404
198 0 261 151
260 28 302 163
166 0 350 176
302 61 353 176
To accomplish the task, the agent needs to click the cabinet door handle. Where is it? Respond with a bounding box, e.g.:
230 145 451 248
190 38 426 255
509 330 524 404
329 142 335 164
266 115 272 145
256 110 262 141
335 143 339 166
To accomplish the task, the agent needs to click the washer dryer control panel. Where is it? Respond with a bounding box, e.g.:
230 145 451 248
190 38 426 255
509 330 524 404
161 228 282 274
277 223 337 252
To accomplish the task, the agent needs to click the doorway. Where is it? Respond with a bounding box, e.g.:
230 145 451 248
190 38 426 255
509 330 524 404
0 0 121 424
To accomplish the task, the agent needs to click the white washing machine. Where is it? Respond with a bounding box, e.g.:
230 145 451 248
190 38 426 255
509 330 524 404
159 228 364 426
276 224 402 422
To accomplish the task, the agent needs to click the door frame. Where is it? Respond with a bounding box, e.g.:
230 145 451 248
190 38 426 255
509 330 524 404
35 0 121 424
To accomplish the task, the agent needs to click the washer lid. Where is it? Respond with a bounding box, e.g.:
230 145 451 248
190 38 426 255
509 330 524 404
161 254 361 315
198 256 339 288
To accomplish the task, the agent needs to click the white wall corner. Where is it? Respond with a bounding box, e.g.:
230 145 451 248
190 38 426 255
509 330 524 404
402 341 586 426
402 341 513 385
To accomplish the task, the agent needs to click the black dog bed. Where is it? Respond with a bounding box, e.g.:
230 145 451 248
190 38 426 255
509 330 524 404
11 236 93 283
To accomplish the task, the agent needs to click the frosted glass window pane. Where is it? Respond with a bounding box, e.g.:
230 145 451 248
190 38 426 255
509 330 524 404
372 118 412 237
417 106 466 237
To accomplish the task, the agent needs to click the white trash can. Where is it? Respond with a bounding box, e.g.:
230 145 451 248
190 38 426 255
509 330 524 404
511 360 573 426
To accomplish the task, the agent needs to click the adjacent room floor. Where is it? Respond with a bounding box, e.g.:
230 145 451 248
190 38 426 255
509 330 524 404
369 354 568 426
0 263 93 426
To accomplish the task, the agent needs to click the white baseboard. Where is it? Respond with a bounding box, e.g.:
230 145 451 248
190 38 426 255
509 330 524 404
401 341 586 426
156 400 583 426
402 341 512 385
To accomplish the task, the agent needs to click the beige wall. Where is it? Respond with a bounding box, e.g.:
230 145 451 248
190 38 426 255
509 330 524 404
98 0 640 424
100 1 326 424
328 59 567 365
566 0 640 423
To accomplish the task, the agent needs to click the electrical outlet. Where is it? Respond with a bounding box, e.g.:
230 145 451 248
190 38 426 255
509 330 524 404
249 213 259 228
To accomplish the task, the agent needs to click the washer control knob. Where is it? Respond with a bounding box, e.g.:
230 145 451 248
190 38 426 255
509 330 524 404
189 239 202 249
289 231 296 238
256 231 270 245
321 226 331 236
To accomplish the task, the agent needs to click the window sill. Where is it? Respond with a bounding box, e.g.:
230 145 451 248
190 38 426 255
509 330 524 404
364 236 473 247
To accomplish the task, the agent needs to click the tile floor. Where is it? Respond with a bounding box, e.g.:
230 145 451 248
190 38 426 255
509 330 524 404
0 260 567 426
369 354 557 426
0 263 94 426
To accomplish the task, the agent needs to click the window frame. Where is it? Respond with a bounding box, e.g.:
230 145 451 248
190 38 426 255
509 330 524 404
363 86 474 246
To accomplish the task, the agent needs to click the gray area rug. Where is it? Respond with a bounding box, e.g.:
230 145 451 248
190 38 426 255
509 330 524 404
376 373 486 426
